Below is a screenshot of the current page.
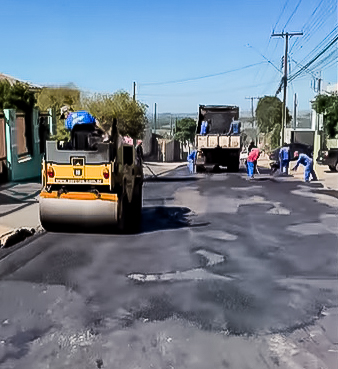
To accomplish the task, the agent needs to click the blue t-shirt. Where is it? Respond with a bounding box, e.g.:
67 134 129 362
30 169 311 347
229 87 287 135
200 121 208 135
188 150 197 161
231 122 240 134
279 147 290 161
65 111 96 130
295 153 312 168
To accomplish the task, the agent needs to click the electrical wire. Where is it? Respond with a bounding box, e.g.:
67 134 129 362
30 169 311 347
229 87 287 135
283 0 303 29
246 44 282 74
273 0 291 32
139 61 267 86
298 25 338 66
291 58 317 78
291 0 336 54
288 34 338 82
138 80 280 98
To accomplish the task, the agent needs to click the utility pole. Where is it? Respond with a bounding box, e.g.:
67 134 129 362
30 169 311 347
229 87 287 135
245 97 260 128
291 93 297 143
154 103 157 135
313 75 322 174
133 82 136 101
272 32 303 145
170 114 172 138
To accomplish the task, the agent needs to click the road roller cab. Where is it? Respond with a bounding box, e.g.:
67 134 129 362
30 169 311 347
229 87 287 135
39 121 143 233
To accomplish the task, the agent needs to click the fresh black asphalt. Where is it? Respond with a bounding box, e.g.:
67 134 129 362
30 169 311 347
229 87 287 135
0 167 337 368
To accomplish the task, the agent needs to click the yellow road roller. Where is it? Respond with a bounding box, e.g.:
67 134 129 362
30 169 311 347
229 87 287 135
39 118 143 233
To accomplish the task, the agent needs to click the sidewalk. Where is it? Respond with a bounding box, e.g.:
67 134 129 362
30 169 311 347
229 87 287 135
257 157 338 190
0 181 41 231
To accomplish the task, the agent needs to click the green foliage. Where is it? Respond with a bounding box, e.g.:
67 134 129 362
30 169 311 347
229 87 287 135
36 87 81 112
174 118 196 145
36 87 81 141
256 96 291 148
312 92 338 138
83 91 147 138
256 96 291 133
0 80 36 112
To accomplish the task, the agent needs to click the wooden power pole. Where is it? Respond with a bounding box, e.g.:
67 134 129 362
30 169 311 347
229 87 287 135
272 32 303 145
245 96 260 128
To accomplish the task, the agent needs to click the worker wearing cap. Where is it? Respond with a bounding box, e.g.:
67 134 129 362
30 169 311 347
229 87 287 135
291 151 317 182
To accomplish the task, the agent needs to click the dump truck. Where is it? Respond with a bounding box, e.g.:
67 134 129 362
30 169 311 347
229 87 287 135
195 105 241 172
39 117 143 233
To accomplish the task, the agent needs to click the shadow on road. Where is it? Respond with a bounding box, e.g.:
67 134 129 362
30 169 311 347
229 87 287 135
312 188 338 198
44 206 208 235
141 206 207 232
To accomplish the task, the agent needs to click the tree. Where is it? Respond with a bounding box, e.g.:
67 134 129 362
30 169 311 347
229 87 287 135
0 80 36 112
35 87 81 141
0 80 37 151
36 87 81 112
82 91 147 138
174 118 196 145
256 96 291 148
312 92 338 138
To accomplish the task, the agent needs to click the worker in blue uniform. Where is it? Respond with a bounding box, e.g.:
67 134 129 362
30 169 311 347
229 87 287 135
187 150 197 174
200 120 208 135
227 120 241 136
291 151 318 182
279 143 290 175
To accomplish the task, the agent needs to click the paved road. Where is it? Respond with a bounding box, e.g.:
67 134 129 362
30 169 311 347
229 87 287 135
0 168 337 369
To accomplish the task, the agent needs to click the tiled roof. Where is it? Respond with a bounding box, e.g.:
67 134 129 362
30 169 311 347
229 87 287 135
0 73 43 88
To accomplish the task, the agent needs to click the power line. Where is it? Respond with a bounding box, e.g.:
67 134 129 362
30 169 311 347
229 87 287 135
138 80 279 98
290 0 336 54
139 61 267 86
246 44 282 74
291 57 317 78
283 0 303 29
273 0 291 32
288 33 338 82
271 31 303 145
297 25 338 66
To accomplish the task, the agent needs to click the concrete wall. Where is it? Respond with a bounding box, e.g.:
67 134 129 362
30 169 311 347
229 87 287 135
327 139 338 149
4 108 42 181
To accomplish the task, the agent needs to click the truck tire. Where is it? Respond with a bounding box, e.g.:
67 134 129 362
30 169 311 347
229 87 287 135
329 165 336 172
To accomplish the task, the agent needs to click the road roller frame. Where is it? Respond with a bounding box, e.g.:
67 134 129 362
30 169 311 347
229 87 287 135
39 139 143 233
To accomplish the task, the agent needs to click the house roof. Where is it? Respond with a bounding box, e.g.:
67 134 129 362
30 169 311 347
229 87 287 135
0 73 43 89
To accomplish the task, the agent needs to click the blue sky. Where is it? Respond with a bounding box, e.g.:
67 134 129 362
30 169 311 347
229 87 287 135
1 0 337 115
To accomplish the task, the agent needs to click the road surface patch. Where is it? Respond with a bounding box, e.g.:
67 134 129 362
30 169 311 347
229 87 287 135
195 249 225 266
287 214 338 236
203 230 238 241
128 248 231 283
128 269 234 283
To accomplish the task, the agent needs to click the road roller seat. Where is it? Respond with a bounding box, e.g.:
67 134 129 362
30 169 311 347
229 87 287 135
71 123 104 150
